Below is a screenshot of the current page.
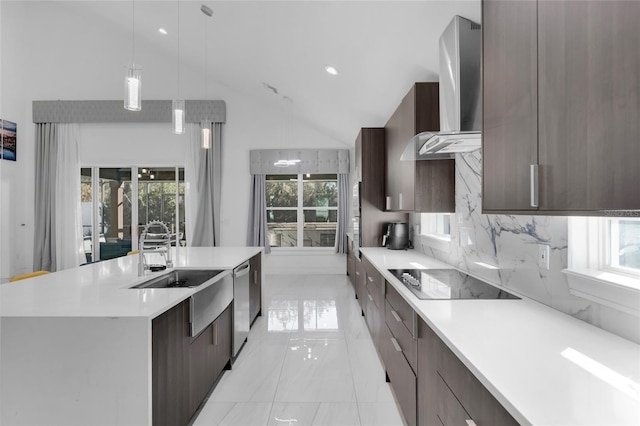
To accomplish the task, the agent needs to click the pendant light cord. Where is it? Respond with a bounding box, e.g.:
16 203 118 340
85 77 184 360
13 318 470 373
131 0 135 65
204 12 208 98
177 0 181 99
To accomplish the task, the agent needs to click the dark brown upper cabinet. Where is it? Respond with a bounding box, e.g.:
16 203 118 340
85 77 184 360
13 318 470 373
482 0 538 212
355 128 408 247
385 83 455 213
482 0 640 215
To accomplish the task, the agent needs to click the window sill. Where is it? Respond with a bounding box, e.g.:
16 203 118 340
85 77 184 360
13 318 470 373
268 247 337 256
563 268 640 317
418 233 452 253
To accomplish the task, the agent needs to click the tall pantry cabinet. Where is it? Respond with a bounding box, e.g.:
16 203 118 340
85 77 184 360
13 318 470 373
355 128 408 247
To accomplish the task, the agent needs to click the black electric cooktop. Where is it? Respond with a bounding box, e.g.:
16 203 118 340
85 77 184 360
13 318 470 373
387 269 519 300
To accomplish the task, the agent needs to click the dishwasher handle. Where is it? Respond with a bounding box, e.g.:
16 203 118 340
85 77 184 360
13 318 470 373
234 262 250 278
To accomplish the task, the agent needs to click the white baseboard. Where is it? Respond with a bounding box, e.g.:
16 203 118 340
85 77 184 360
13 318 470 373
264 252 346 275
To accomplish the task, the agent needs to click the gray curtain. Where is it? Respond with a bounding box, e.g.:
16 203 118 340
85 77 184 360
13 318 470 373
33 123 58 271
334 173 349 254
247 174 271 254
191 122 222 246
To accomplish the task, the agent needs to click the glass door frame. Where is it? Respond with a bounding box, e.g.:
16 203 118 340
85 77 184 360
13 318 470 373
85 165 183 263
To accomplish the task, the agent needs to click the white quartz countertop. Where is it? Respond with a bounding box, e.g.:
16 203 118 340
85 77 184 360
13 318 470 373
0 247 262 319
359 247 640 426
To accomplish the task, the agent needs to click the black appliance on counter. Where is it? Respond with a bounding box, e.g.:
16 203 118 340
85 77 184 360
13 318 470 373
383 222 410 250
387 269 519 300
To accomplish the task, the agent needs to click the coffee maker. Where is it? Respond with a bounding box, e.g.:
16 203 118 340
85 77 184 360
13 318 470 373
382 222 410 250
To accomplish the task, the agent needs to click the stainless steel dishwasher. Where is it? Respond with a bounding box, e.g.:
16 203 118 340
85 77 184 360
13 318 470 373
232 261 250 358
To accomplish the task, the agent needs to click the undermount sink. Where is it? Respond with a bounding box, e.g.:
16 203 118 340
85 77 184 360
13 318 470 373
130 269 223 289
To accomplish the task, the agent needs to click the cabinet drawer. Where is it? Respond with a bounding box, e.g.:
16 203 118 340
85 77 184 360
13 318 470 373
385 300 417 373
365 291 382 351
436 373 472 426
380 325 417 426
363 258 383 309
355 258 366 312
386 282 416 337
437 340 518 426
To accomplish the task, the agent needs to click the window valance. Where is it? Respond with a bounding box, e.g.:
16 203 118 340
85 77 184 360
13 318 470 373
32 100 226 124
249 149 349 175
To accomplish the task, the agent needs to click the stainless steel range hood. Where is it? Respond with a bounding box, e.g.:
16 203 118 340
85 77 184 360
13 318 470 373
403 16 482 161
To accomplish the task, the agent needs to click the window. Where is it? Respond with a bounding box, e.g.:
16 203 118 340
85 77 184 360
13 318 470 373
420 213 452 237
565 217 640 316
605 218 640 276
266 174 338 248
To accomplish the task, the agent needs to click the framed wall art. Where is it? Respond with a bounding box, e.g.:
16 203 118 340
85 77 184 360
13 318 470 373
0 119 16 161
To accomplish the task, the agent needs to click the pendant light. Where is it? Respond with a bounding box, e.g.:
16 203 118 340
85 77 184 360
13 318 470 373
124 0 141 111
172 0 185 134
201 121 211 149
200 5 213 149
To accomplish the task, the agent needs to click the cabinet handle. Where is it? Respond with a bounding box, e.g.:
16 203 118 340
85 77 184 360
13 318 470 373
213 323 218 346
412 311 418 339
367 276 374 283
368 294 374 302
530 164 539 208
254 270 258 283
391 337 402 353
356 271 360 276
391 310 402 323
386 196 391 210
399 193 403 210
465 420 477 426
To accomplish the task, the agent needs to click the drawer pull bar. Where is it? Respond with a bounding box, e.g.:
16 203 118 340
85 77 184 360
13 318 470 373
367 276 374 283
391 337 402 353
391 310 402 322
213 323 218 346
356 271 360 276
465 421 477 426
368 294 374 302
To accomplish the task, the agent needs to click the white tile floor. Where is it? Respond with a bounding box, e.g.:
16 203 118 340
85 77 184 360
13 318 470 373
192 274 405 426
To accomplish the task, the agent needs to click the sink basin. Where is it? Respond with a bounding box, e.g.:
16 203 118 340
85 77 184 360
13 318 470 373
130 269 223 289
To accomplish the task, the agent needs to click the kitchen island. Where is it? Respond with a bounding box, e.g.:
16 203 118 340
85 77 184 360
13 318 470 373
0 247 262 426
358 247 640 426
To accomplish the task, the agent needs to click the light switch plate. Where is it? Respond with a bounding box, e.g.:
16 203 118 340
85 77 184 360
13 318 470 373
538 244 550 270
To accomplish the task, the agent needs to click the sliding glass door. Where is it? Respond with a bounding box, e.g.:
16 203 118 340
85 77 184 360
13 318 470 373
81 166 184 263
138 167 185 246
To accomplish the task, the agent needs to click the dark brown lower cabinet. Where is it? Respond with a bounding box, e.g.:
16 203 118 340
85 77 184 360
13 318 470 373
436 374 472 425
346 236 355 289
363 257 385 349
380 325 417 426
211 305 232 377
152 301 233 426
365 287 383 350
418 318 519 426
152 300 190 426
355 257 366 313
188 305 232 416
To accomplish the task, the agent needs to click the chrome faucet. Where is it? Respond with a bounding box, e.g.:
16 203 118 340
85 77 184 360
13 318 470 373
138 221 174 276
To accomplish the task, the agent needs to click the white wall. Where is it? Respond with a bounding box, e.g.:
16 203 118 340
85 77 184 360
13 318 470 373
0 2 350 277
0 1 30 280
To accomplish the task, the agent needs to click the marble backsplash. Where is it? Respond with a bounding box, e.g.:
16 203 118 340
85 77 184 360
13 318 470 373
410 151 639 344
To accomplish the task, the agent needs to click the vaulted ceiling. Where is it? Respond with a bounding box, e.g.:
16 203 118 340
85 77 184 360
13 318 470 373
4 0 481 144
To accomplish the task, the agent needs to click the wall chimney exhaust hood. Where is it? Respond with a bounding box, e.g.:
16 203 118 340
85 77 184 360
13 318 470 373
403 15 482 161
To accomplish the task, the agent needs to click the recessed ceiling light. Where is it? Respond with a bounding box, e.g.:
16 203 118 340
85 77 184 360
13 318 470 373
324 65 339 76
158 28 168 35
